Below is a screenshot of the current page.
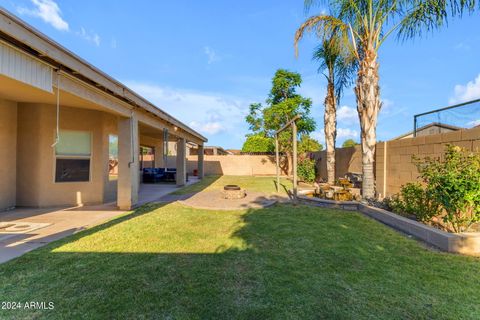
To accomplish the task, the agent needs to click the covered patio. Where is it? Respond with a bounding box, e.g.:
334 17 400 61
0 177 199 264
0 9 207 213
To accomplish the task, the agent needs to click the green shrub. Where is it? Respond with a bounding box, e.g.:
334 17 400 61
383 194 404 214
342 139 358 148
298 134 323 153
297 158 316 183
241 134 274 153
389 182 441 222
415 145 480 233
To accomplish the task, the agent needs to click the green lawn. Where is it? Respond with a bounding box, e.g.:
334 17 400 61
174 175 293 195
0 200 479 319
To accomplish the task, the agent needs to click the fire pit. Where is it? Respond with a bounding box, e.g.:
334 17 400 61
222 185 246 199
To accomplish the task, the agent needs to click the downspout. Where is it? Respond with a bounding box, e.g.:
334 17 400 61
51 70 61 147
128 110 135 168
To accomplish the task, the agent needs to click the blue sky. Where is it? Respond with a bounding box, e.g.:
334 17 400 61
2 0 479 148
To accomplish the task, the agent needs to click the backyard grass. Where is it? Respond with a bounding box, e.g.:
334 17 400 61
0 201 479 319
174 175 293 195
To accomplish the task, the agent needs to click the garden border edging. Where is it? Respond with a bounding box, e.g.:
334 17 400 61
297 195 480 256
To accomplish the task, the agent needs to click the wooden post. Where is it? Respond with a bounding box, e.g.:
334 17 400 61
275 134 279 192
292 121 298 202
383 141 387 198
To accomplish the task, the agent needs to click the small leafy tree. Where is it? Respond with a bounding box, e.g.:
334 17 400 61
298 134 323 153
245 69 316 172
415 145 480 233
342 139 358 148
242 134 274 153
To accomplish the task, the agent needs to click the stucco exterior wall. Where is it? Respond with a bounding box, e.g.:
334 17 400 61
0 99 17 210
16 103 114 207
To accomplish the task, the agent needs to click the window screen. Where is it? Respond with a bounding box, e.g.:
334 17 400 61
56 131 91 156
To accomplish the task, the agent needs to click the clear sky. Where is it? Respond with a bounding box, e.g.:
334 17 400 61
1 0 479 148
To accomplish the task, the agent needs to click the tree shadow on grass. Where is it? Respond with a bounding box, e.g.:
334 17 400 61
0 203 479 319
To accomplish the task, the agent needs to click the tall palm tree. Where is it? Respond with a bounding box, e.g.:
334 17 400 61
296 0 476 198
294 30 356 184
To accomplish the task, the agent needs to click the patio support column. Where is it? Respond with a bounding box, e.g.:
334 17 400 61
176 137 187 186
117 114 139 210
154 139 163 168
198 144 204 179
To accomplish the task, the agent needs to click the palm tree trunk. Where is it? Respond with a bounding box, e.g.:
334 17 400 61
324 82 337 184
355 49 381 199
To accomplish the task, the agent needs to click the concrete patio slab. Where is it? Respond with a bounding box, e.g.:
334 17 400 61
0 205 122 264
137 177 200 206
0 177 202 264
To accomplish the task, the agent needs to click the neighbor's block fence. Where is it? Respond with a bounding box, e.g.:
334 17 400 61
183 126 478 194
186 155 289 176
309 126 479 196
376 126 480 197
311 145 362 180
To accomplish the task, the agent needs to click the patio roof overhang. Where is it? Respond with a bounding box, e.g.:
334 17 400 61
0 8 207 144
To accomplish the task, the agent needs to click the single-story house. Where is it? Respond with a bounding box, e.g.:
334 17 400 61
189 146 232 156
393 122 462 140
0 9 207 211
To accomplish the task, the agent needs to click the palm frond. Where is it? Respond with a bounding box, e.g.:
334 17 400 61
334 56 358 100
303 0 332 14
294 15 350 56
399 0 449 38
312 44 329 74
312 34 357 102
398 0 477 39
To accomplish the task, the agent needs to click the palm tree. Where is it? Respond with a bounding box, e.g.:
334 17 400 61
294 30 356 185
295 0 476 198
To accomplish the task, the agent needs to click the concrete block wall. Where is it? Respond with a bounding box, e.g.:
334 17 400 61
311 145 362 181
186 155 289 176
377 126 480 197
147 126 478 198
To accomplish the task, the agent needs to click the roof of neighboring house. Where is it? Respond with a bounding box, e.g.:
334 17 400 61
0 8 207 143
226 149 242 155
393 122 463 140
204 146 233 154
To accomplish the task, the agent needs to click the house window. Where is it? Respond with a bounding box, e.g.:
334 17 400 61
55 130 92 182
108 134 118 181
